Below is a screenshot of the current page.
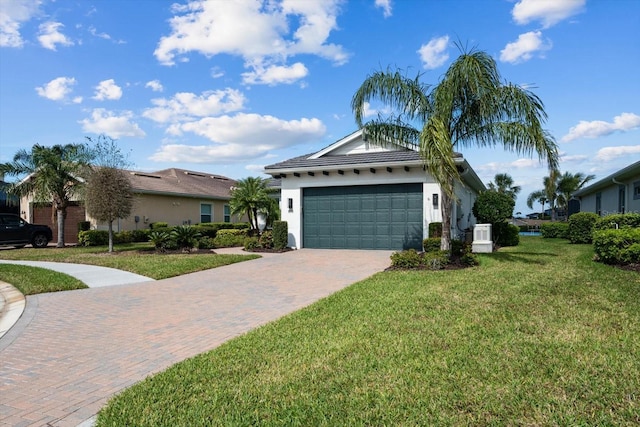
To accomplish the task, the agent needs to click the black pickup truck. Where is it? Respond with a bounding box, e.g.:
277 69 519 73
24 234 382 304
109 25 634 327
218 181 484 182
0 213 53 248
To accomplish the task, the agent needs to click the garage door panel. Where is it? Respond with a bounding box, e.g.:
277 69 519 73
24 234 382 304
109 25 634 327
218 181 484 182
303 183 423 250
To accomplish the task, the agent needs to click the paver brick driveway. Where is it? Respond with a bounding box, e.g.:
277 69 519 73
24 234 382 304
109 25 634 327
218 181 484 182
0 249 392 427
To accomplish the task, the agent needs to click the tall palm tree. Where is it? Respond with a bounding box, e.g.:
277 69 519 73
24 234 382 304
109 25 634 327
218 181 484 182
556 171 595 215
526 190 548 218
0 144 93 247
229 177 278 232
488 173 521 202
352 48 558 250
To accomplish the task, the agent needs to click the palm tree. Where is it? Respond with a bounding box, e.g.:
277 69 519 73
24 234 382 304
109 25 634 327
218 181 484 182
556 171 595 216
526 190 548 219
229 177 278 232
488 173 521 202
352 48 558 250
0 144 93 247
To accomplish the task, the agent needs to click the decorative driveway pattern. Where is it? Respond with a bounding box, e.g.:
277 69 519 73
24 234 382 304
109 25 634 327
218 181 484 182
0 249 392 427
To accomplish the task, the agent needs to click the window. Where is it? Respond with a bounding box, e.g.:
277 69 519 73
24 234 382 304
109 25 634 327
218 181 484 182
288 198 293 212
432 194 439 210
618 185 626 214
201 204 212 223
223 204 231 223
634 181 640 200
595 192 601 216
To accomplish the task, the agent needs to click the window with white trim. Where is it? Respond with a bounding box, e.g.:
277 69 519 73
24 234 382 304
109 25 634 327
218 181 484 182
223 204 231 223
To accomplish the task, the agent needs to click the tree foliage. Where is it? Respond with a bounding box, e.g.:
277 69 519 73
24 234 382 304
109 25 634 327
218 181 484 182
487 173 520 201
351 47 558 251
473 191 515 225
0 143 93 247
527 170 595 220
229 177 278 232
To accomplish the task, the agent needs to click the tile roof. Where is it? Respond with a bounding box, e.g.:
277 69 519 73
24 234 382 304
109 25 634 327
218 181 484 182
264 150 423 171
126 168 236 200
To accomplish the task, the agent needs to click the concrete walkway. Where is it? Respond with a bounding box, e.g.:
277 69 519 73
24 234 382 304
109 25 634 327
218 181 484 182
0 249 392 427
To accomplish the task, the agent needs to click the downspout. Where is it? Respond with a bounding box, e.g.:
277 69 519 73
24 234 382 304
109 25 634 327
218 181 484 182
612 178 627 213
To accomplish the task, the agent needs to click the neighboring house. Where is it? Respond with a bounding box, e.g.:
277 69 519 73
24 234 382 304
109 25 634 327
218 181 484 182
0 175 19 215
573 160 640 216
19 168 239 244
264 129 485 250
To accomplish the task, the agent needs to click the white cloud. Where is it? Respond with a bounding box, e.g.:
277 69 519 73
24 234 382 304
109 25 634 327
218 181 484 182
362 101 391 118
35 76 77 101
562 113 640 142
477 158 543 173
559 153 588 163
500 31 552 64
512 0 585 28
375 0 392 18
151 113 326 163
154 0 348 85
93 79 123 101
595 145 640 162
417 35 449 69
80 108 146 138
245 164 267 173
0 0 42 48
241 62 308 85
143 89 246 123
37 21 74 50
145 80 164 92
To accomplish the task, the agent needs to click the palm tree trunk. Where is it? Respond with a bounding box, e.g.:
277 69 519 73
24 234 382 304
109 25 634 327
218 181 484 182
56 208 65 247
440 191 452 251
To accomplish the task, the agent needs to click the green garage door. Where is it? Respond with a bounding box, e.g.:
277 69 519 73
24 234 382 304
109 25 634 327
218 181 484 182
303 184 423 250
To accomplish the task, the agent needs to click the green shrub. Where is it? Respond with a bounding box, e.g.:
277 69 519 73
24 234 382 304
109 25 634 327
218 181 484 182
213 229 247 248
78 230 109 246
233 222 251 230
450 239 464 256
593 228 640 264
460 252 480 267
593 213 640 231
272 220 288 250
428 222 442 238
197 236 216 250
78 221 91 232
243 237 259 251
423 251 450 270
258 230 274 249
150 222 168 229
423 237 441 253
171 225 201 251
540 222 569 239
192 225 218 239
129 229 150 242
568 212 600 244
114 230 134 244
390 249 422 268
495 223 520 247
148 230 171 252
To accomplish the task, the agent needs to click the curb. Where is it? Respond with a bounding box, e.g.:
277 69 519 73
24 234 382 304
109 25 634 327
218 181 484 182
0 281 26 340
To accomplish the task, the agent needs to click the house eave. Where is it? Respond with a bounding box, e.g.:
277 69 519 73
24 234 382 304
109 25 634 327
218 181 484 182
573 160 640 197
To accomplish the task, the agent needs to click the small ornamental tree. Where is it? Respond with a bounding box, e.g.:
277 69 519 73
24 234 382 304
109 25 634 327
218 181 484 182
472 190 515 244
84 167 134 252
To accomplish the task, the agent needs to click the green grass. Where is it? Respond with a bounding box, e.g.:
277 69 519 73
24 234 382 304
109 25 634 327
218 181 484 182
0 243 260 280
0 264 87 295
96 237 640 426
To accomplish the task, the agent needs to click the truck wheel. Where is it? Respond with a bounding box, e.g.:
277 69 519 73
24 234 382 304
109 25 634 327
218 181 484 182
32 234 49 248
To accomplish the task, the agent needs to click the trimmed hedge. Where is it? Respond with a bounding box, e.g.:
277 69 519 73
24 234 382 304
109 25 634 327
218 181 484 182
593 228 640 265
213 229 248 248
78 229 151 246
541 222 569 239
428 222 442 238
568 212 600 244
272 221 288 250
494 223 520 247
593 213 640 231
423 237 441 253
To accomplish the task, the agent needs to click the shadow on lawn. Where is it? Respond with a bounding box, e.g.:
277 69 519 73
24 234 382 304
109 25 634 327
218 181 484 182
485 250 556 265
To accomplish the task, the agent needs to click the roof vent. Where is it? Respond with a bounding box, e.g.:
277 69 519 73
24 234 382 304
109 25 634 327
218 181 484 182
131 172 161 179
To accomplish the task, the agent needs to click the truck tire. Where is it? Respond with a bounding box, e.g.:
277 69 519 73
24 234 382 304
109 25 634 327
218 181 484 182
32 233 49 248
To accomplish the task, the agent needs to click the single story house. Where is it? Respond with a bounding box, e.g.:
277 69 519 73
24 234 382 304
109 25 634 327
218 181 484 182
19 168 240 244
572 160 640 216
264 129 485 250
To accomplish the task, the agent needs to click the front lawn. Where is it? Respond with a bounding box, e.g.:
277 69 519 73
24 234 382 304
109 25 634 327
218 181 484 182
0 264 87 295
97 237 640 426
0 243 260 280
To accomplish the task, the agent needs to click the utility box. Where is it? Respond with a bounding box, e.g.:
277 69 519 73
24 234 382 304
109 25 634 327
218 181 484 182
472 223 493 253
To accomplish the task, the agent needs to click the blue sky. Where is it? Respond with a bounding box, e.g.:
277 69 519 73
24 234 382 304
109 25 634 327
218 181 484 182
1 0 639 215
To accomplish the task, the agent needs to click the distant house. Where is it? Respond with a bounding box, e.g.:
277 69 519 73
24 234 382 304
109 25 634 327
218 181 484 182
573 160 640 216
264 129 485 250
19 168 240 244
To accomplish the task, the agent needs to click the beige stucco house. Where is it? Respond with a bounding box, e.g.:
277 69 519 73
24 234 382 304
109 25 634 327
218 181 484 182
20 168 240 243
